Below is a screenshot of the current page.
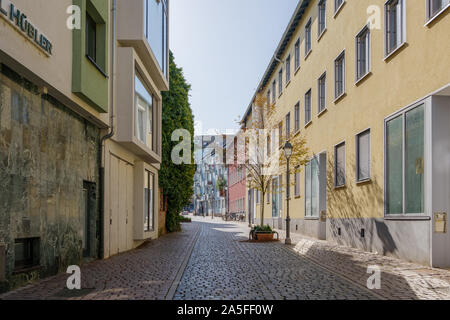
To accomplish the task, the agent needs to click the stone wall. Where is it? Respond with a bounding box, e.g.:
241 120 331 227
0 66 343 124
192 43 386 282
0 65 100 291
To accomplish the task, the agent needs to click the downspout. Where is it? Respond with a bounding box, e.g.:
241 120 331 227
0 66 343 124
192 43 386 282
98 0 116 259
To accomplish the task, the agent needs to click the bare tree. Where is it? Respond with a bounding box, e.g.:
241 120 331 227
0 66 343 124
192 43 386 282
238 92 309 227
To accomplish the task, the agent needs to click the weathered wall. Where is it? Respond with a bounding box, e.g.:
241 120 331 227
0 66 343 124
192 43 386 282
0 65 100 291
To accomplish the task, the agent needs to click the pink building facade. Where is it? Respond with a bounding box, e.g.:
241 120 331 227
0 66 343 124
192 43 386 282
227 137 246 219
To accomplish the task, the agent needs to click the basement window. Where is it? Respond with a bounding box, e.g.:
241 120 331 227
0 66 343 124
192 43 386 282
14 238 40 272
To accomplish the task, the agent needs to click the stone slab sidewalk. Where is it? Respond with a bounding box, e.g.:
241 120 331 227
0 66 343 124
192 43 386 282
273 227 450 300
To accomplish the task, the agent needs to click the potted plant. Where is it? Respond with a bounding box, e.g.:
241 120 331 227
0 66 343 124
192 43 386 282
216 176 226 197
250 225 277 242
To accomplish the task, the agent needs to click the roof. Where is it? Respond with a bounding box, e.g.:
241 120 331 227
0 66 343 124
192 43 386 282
241 0 312 124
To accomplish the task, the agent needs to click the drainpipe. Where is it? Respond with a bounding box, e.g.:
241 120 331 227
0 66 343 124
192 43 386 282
274 55 283 64
98 0 116 259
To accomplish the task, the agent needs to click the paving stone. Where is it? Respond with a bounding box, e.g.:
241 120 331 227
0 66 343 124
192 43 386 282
0 223 200 300
3 216 450 300
173 217 375 300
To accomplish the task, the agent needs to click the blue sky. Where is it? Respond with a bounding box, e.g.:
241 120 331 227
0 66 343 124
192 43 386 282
170 0 299 135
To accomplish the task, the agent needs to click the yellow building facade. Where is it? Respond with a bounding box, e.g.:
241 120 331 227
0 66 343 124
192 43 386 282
245 0 450 267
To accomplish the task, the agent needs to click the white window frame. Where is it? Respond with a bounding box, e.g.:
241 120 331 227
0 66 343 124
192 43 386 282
334 0 346 16
294 166 301 197
305 18 312 57
384 0 406 59
383 100 428 217
305 156 320 218
272 80 276 102
356 128 371 182
285 112 291 138
305 89 312 125
355 25 371 83
294 38 301 71
294 102 300 132
286 55 291 84
278 69 283 96
135 71 154 149
426 0 450 22
136 97 147 144
334 50 346 101
318 72 327 114
318 0 327 39
334 141 346 187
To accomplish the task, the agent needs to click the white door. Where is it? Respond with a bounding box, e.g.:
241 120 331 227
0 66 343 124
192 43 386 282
109 154 134 257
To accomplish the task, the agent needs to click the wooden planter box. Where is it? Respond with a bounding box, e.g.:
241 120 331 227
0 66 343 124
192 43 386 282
251 231 277 242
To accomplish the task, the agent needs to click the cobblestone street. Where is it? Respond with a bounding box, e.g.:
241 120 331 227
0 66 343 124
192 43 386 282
1 216 450 300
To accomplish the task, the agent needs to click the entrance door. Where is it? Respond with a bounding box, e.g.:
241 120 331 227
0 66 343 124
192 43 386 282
272 177 279 218
109 154 134 257
248 189 254 225
82 181 96 258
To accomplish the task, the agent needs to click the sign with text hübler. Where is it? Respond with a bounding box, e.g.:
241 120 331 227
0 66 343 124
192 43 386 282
0 0 53 56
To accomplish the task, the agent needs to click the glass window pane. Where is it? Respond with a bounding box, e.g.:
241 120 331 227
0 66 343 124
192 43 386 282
135 73 154 149
305 163 311 216
146 0 167 75
358 131 370 180
137 104 145 142
144 171 150 231
386 116 403 214
335 143 345 186
311 158 319 217
405 105 424 213
86 13 97 61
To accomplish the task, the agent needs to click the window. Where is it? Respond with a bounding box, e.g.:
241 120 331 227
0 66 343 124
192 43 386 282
272 81 276 102
386 104 424 214
335 0 345 13
318 72 326 113
385 0 405 56
305 19 312 55
334 51 345 99
356 26 370 81
305 158 319 217
294 166 301 197
305 89 312 124
86 12 97 63
145 0 168 77
267 135 271 157
14 238 40 271
267 184 270 203
294 103 300 132
278 69 283 95
278 122 283 148
294 39 300 70
267 90 271 106
318 0 327 36
286 55 291 84
135 72 154 150
334 142 346 187
285 113 291 139
427 0 449 20
256 190 260 204
356 129 371 181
